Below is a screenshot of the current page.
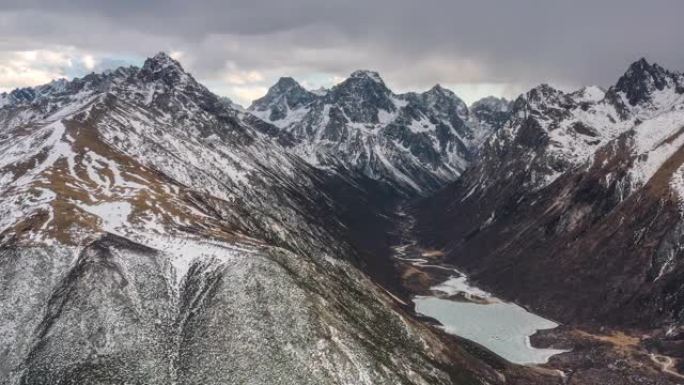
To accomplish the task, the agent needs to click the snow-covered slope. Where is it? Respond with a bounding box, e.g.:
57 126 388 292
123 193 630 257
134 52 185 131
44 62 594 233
0 53 524 385
249 72 504 195
415 58 684 331
463 59 684 197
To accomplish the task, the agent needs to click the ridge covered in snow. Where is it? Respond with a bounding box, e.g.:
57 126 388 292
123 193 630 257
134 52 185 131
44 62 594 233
2 51 683 385
249 71 508 195
466 58 684 194
415 57 684 336
0 52 517 385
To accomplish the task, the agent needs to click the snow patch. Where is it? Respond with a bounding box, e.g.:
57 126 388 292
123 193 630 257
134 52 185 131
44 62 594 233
78 201 132 232
628 108 684 189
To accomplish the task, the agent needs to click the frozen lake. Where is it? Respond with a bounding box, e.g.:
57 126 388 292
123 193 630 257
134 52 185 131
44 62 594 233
414 276 569 365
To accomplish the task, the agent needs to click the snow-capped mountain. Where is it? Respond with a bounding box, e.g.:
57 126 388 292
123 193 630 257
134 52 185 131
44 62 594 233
0 53 532 385
415 58 684 332
4 50 682 384
249 71 503 195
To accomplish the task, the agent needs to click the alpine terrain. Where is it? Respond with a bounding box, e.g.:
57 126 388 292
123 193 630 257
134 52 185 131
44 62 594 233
249 71 506 195
0 52 682 385
0 53 547 385
415 58 684 383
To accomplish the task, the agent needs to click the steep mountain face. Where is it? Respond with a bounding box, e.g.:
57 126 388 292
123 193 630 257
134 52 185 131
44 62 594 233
415 59 684 332
249 72 503 195
469 96 511 128
249 77 317 122
0 53 549 385
7 49 683 384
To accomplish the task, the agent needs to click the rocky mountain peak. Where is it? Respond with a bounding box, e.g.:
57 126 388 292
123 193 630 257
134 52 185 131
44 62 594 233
614 58 675 105
335 70 390 95
0 78 71 107
471 96 510 112
424 84 460 101
249 76 316 121
257 76 313 104
426 83 451 95
4 87 36 104
526 83 563 101
326 70 395 122
516 83 575 114
143 52 184 71
139 52 194 88
422 84 468 120
272 76 302 92
469 96 512 134
348 69 384 84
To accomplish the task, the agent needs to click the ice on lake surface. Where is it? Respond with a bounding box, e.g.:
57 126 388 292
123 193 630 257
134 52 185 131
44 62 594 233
414 276 569 365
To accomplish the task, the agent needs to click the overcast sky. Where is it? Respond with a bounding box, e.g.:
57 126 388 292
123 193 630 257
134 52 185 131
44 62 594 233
0 0 682 105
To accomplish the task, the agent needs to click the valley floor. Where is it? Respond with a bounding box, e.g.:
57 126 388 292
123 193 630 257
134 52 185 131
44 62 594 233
385 204 684 385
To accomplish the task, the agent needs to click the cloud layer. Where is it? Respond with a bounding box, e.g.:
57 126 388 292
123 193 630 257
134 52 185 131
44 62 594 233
0 0 682 105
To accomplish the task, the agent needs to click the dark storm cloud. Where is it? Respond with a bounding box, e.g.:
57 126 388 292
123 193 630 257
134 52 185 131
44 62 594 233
0 0 682 103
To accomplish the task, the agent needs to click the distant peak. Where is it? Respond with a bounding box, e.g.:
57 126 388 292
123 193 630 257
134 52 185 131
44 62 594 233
628 57 653 71
152 51 173 61
529 83 559 94
264 77 312 99
250 76 315 112
473 95 508 104
421 83 467 120
621 57 668 80
273 77 302 91
349 70 384 83
143 52 186 74
524 83 565 102
514 83 573 111
423 84 464 108
571 85 605 103
471 96 510 111
426 83 456 97
615 57 674 105
140 51 193 87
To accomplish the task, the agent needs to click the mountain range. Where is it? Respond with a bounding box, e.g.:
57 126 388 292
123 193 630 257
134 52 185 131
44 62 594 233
249 69 509 195
416 58 684 327
0 52 682 384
